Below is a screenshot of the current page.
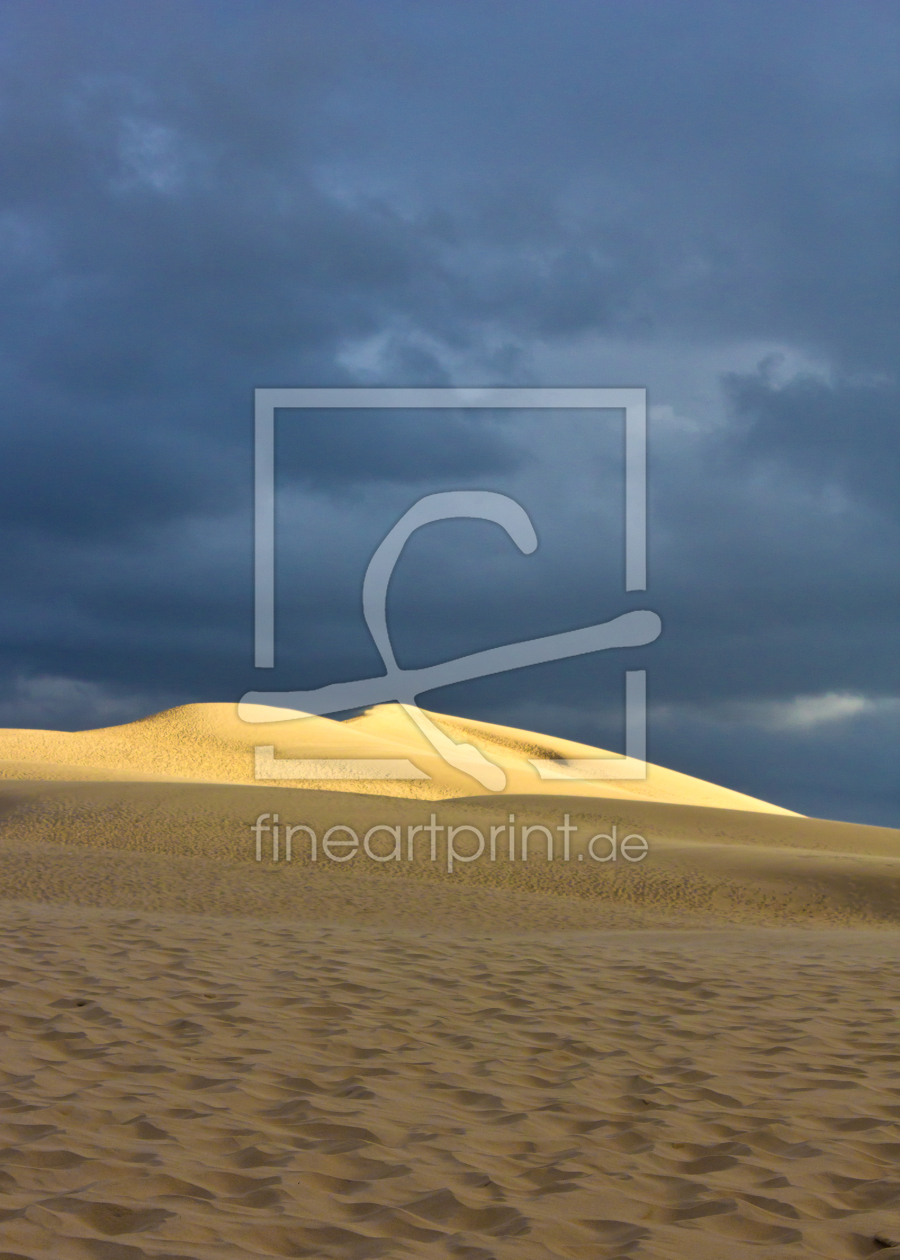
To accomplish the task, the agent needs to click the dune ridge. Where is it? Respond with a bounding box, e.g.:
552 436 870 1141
0 701 798 813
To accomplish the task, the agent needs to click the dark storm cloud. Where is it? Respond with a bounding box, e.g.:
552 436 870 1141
316 1 899 367
725 366 900 514
0 0 896 823
0 3 530 542
275 411 526 489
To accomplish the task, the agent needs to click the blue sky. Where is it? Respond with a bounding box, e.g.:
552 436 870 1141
0 1 897 824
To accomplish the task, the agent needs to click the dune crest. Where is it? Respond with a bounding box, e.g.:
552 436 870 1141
0 701 798 813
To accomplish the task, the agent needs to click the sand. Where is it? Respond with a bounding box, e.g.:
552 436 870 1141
1 703 899 1259
0 703 799 811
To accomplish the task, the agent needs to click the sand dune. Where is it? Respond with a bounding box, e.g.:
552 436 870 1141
1 703 899 1258
0 702 799 812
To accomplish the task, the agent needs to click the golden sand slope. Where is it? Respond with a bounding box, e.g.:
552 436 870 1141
2 907 900 1260
0 702 797 812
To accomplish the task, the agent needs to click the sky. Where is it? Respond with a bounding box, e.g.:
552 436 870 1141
0 0 897 825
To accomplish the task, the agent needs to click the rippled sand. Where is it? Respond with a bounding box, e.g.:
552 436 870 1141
2 911 900 1259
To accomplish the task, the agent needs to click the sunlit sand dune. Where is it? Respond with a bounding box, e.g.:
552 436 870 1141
344 703 801 811
0 701 798 812
2 704 900 1259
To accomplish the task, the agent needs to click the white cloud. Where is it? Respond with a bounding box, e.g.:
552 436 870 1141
655 692 900 733
754 692 877 730
116 118 186 194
